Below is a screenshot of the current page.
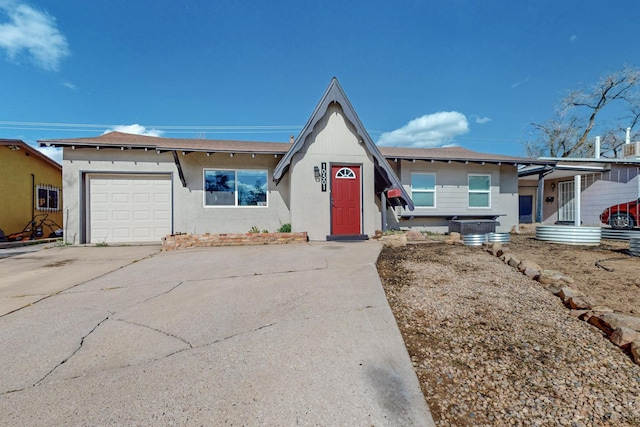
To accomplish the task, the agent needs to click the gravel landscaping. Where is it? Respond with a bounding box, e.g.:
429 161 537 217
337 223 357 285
377 239 640 426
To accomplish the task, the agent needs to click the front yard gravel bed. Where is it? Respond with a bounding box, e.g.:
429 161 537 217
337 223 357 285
377 243 640 426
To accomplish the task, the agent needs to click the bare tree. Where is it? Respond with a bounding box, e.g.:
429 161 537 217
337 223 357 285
526 66 640 158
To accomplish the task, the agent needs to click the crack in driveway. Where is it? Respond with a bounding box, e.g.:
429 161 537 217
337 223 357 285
0 318 281 395
0 252 159 319
34 314 113 387
3 281 186 394
115 318 194 348
2 256 375 396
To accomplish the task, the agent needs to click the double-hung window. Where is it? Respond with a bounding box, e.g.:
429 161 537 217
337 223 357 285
411 173 436 207
468 174 491 208
204 169 268 207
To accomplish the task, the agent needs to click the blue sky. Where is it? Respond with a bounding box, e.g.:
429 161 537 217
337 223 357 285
1 0 638 164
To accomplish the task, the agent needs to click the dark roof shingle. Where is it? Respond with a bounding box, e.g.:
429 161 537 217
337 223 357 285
378 146 534 164
40 131 291 154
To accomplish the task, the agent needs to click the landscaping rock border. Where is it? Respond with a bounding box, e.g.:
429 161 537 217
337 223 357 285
482 241 640 365
162 232 308 251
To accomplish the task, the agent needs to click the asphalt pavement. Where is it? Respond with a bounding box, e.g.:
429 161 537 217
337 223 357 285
0 241 434 426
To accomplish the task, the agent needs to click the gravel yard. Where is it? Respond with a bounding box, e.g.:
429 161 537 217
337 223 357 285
377 238 640 426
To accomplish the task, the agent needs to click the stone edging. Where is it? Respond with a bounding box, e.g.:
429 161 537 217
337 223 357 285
482 241 640 366
162 232 308 251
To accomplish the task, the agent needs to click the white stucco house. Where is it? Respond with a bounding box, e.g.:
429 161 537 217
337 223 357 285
40 78 542 244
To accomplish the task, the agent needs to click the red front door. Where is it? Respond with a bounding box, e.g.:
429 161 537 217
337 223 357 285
331 165 361 235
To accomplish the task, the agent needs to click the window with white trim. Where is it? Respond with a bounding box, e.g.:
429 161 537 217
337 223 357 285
411 173 435 207
36 185 60 211
468 174 491 208
204 169 268 207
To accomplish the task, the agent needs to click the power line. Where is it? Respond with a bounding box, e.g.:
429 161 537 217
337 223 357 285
0 120 303 132
0 126 301 135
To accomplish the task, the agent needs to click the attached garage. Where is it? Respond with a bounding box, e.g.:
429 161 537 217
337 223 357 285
87 174 172 244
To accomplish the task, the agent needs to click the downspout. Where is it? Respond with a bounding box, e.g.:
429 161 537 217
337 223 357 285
172 151 187 188
31 174 36 239
31 174 35 216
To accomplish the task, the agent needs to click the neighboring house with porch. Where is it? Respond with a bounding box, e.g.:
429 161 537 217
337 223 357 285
40 78 542 244
518 155 640 227
0 139 63 240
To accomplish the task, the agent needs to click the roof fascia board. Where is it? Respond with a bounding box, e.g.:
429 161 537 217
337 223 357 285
7 140 61 170
554 164 609 171
518 163 610 178
389 156 549 166
40 141 288 156
273 78 342 180
539 157 640 164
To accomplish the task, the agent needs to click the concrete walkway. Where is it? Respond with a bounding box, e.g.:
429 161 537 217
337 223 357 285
0 242 434 426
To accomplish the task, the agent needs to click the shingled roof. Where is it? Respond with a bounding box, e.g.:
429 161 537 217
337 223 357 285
40 131 291 155
41 132 549 167
379 145 548 165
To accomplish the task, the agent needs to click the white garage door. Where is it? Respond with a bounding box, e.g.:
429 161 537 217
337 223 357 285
89 174 172 244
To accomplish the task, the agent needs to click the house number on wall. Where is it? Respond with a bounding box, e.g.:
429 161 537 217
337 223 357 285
321 162 327 192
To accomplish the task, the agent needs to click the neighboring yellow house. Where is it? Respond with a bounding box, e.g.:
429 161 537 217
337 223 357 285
0 139 63 240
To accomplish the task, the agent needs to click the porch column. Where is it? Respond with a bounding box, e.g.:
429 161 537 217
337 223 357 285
574 175 581 226
536 172 545 223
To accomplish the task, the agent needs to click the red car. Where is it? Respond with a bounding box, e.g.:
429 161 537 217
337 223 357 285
600 199 640 229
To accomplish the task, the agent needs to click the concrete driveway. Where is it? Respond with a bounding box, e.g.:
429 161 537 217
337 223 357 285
0 242 434 426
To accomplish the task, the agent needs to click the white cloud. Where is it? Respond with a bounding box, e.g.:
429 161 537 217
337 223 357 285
36 145 61 164
62 81 76 90
0 1 70 70
377 112 469 148
570 34 577 42
103 124 164 137
474 116 492 124
511 76 530 89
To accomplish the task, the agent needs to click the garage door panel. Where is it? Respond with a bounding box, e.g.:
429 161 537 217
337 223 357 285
154 211 170 220
89 175 172 244
112 228 131 238
134 211 150 220
134 193 150 203
112 210 130 221
91 228 108 239
112 193 130 203
92 211 108 221
92 193 108 203
133 229 151 238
